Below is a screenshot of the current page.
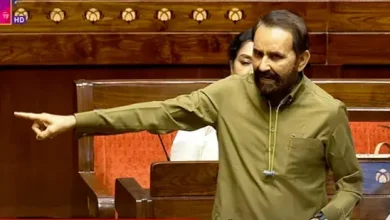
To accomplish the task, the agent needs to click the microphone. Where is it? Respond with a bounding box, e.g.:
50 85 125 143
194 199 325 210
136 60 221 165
157 134 171 161
263 170 276 176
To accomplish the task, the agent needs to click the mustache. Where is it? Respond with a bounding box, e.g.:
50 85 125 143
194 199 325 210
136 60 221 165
255 69 280 80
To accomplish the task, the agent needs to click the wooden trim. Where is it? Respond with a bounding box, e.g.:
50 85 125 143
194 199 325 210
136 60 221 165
328 33 390 65
357 158 390 162
348 107 390 122
76 79 94 112
0 33 326 65
79 172 115 217
115 178 151 218
89 79 218 85
347 108 390 122
329 2 390 32
75 80 95 172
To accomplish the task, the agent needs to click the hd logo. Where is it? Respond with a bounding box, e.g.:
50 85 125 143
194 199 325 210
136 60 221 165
13 8 28 24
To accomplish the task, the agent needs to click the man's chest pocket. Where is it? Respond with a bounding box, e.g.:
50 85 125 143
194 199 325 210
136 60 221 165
284 137 325 178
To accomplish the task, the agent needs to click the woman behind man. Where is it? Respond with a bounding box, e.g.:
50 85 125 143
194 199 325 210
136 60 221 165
170 29 254 161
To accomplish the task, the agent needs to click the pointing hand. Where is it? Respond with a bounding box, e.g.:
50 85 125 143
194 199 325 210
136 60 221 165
14 112 76 141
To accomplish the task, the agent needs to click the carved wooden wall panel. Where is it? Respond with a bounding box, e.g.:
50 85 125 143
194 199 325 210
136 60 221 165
2 1 390 65
6 2 327 32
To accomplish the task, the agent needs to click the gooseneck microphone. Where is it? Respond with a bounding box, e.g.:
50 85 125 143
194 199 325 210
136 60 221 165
157 134 171 161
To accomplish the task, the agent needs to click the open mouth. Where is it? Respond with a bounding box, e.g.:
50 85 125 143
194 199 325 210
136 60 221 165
261 76 276 81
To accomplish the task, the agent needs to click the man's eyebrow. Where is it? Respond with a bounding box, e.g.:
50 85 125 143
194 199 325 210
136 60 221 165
269 51 286 57
253 48 286 57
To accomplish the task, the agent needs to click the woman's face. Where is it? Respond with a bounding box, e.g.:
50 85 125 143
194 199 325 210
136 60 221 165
231 41 254 75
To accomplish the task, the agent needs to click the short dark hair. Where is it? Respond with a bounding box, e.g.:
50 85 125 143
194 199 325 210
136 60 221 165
228 28 253 62
253 10 309 55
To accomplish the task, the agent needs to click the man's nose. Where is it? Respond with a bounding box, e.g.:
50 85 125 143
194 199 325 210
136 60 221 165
258 57 271 72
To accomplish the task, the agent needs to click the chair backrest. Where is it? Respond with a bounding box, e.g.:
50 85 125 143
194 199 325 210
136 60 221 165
148 162 218 220
313 79 390 122
75 79 216 172
150 162 218 197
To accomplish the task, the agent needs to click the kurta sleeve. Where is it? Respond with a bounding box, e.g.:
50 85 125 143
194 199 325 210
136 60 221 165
73 77 230 137
320 103 363 220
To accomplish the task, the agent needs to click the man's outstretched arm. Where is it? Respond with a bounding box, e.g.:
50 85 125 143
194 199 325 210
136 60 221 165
74 89 219 137
14 77 231 141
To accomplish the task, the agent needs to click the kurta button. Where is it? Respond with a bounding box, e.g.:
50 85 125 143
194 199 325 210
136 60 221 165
271 127 275 132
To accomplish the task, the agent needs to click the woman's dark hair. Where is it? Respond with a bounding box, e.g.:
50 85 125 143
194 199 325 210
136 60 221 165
228 28 253 62
253 10 309 56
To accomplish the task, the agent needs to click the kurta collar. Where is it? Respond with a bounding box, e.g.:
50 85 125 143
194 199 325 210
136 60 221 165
285 71 306 104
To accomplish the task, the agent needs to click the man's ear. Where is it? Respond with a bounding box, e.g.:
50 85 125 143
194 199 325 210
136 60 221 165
297 50 310 72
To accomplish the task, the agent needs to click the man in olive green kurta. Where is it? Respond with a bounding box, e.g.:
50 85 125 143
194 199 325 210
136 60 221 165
14 10 362 220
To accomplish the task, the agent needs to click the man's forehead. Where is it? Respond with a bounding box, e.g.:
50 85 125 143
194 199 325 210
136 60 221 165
253 26 293 52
